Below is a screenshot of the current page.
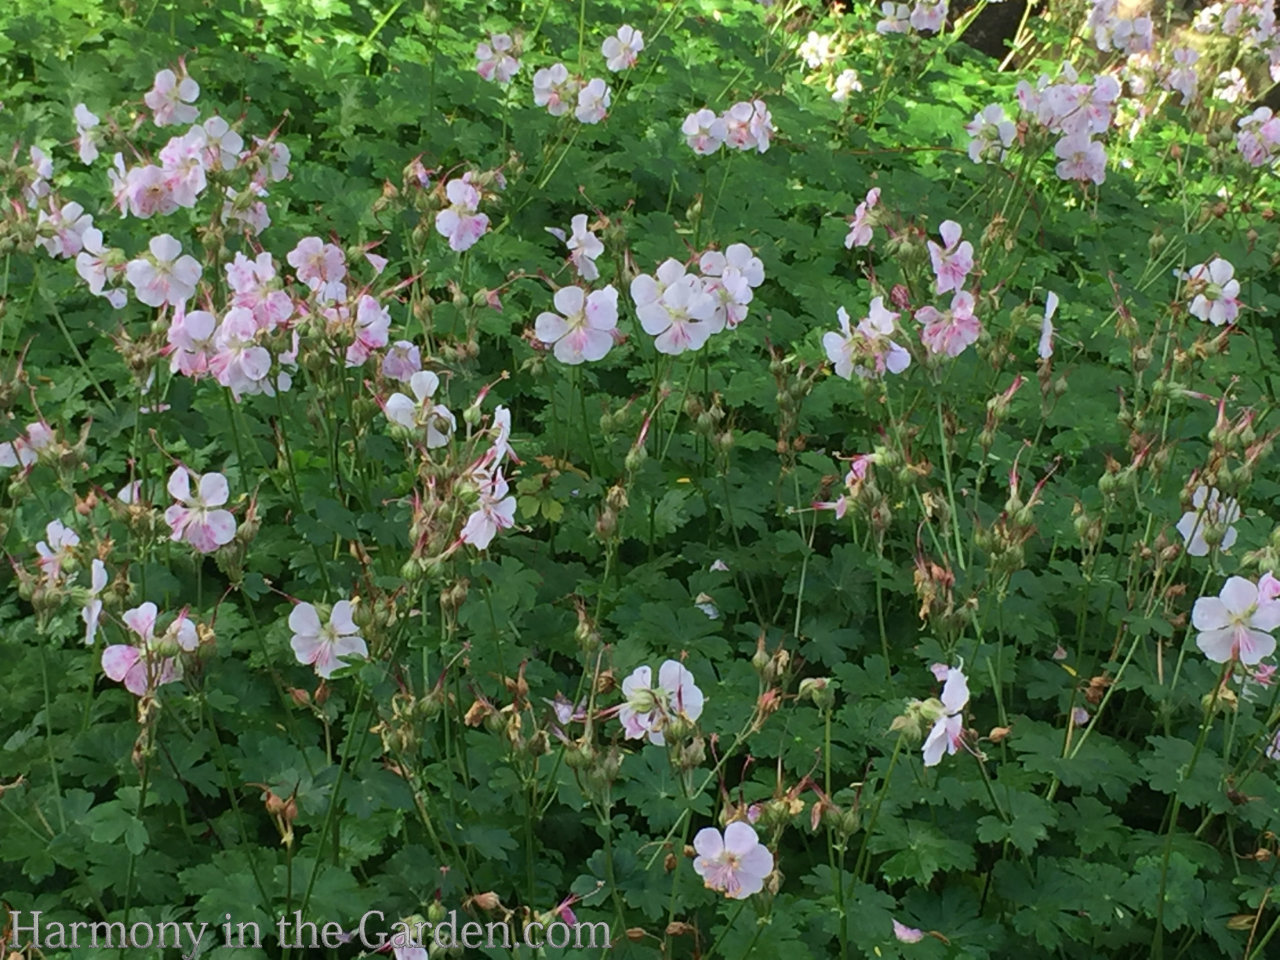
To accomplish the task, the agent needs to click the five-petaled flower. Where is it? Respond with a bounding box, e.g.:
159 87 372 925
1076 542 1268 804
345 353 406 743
692 821 773 899
1192 576 1280 666
1183 258 1241 327
144 67 200 127
535 285 619 364
289 600 369 679
927 220 974 294
602 25 643 72
125 234 202 308
164 466 237 553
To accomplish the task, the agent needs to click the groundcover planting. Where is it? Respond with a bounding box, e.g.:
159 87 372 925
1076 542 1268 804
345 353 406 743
2 0 1280 957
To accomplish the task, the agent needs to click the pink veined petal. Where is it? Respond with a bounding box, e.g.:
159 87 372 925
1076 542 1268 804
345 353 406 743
102 645 140 682
123 602 158 639
1250 599 1280 632
203 509 237 546
938 220 962 250
289 602 323 637
1238 629 1277 666
123 657 155 697
198 471 229 506
291 633 328 670
585 287 618 329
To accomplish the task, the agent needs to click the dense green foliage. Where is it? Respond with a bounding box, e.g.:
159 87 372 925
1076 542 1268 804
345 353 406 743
2 1 1280 958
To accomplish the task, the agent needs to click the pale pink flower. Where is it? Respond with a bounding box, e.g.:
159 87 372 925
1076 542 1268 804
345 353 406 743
721 100 773 152
460 467 517 550
917 291 981 358
103 602 196 696
845 188 880 249
927 220 973 294
158 127 209 208
435 177 489 252
602 24 643 71
876 3 912 34
0 423 55 470
476 33 520 84
536 285 619 364
384 371 456 448
289 600 368 679
1184 258 1241 327
75 227 124 301
922 666 969 766
928 663 950 682
145 67 200 127
1176 485 1240 556
1039 291 1059 359
74 103 101 164
210 308 280 399
825 300 910 380
575 78 611 124
966 104 1016 164
164 466 236 553
81 558 108 646
23 146 52 208
692 822 773 899
1054 133 1107 184
1193 577 1280 665
488 404 518 465
599 24 640 72
547 214 604 281
1268 728 1280 762
1164 48 1199 106
381 341 422 382
287 237 348 303
892 919 924 943
633 266 715 355
36 201 94 259
125 234 201 308
618 660 704 746
832 69 863 103
36 519 80 581
682 109 727 156
168 306 219 378
909 1 947 34
199 116 243 170
345 295 392 367
1236 107 1280 168
533 63 577 116
1070 706 1091 726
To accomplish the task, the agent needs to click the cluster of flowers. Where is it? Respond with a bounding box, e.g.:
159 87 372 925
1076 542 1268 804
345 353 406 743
828 207 984 375
1088 0 1154 53
681 101 775 155
27 66 290 313
520 25 641 125
875 1 949 35
1193 1 1280 84
533 241 764 362
972 64 1120 184
164 239 388 401
1237 107 1280 168
794 30 861 102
